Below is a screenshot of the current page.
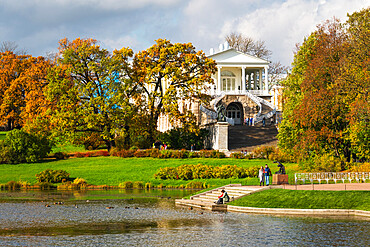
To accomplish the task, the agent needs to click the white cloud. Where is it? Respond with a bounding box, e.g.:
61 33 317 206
0 0 368 67
102 35 141 52
219 0 370 66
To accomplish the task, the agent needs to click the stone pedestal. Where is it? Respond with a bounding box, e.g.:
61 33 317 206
272 174 289 185
213 122 229 152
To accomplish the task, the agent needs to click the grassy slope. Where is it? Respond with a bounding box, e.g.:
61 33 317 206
0 131 6 140
229 189 370 211
0 156 300 187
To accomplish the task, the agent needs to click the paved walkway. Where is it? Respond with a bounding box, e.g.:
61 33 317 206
280 183 370 191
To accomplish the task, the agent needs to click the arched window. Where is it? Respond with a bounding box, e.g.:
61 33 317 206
221 70 236 92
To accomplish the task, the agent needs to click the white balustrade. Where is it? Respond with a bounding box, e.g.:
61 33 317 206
295 172 370 184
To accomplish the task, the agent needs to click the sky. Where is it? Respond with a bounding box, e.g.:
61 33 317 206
0 0 368 66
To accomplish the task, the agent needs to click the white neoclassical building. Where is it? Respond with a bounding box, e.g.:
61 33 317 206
158 44 281 141
208 46 270 97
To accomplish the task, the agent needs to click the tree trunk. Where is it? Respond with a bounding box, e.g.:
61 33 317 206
105 139 115 152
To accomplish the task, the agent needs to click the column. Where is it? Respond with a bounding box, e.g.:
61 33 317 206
259 69 263 91
253 71 257 90
217 66 222 94
264 66 268 94
242 66 246 94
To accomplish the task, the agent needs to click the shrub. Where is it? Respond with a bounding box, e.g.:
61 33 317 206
36 182 57 190
54 152 69 160
173 149 189 159
133 181 144 189
36 169 70 183
116 150 135 158
268 148 296 163
198 150 211 158
145 182 153 189
192 164 213 179
119 181 133 189
246 166 259 177
158 150 173 159
5 181 22 190
129 146 139 151
134 149 151 158
74 132 105 150
150 148 160 158
2 129 52 164
348 162 370 172
177 164 194 180
73 177 87 185
252 146 276 159
231 152 245 159
187 152 199 158
300 153 343 172
154 167 178 180
154 164 252 180
0 142 12 164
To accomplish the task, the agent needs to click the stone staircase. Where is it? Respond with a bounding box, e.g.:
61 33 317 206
228 124 278 152
175 184 267 211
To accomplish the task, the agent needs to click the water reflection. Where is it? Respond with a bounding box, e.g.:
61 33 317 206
0 190 368 246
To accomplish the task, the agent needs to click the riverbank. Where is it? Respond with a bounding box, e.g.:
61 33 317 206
228 188 370 211
0 156 300 188
177 185 370 218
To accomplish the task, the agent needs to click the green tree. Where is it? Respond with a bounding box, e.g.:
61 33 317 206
278 8 370 168
130 39 216 144
46 38 135 151
344 8 370 161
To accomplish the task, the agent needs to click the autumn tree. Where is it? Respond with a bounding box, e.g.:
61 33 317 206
0 49 54 132
343 8 370 161
278 8 370 169
130 39 217 144
46 38 135 150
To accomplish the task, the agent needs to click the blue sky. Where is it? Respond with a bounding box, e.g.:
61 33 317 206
0 0 368 66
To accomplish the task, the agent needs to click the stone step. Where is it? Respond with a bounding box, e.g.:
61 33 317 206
207 192 249 198
228 125 278 151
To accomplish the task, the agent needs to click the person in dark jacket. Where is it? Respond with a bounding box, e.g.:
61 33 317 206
264 164 272 186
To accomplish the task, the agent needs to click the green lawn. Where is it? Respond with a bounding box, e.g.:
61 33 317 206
229 189 370 211
0 131 7 141
0 157 300 187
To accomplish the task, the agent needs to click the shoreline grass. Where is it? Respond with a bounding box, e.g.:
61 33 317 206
228 189 370 211
0 156 300 188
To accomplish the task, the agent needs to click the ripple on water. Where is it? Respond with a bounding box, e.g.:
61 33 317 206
0 199 369 246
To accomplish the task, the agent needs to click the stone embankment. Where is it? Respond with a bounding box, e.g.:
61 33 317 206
175 183 370 218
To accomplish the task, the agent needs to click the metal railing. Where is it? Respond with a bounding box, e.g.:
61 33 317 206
295 172 370 184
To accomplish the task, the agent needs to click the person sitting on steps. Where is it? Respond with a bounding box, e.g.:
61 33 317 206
215 189 230 204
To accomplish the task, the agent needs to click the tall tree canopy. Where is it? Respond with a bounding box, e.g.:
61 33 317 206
278 8 370 169
46 38 134 150
0 51 52 130
130 39 216 144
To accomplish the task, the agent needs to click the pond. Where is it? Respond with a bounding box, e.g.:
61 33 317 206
0 189 368 246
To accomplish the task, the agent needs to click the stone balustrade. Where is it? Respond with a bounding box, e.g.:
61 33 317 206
295 172 370 184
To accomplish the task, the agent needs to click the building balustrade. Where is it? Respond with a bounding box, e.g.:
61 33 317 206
209 89 270 96
295 172 370 184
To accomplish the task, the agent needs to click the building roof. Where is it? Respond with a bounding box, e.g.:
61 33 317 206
208 48 270 66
